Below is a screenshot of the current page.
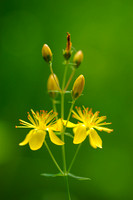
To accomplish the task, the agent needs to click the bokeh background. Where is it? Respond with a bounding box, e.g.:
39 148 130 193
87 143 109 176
0 0 133 199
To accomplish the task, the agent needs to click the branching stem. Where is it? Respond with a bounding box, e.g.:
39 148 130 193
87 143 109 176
44 141 64 175
68 144 82 173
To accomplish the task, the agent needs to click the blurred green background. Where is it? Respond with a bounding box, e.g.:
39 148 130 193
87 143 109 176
0 0 133 199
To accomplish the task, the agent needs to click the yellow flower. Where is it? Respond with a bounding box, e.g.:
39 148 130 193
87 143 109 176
16 109 64 150
64 106 113 148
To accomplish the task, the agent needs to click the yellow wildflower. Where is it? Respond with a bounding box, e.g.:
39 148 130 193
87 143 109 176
16 109 64 150
64 106 113 148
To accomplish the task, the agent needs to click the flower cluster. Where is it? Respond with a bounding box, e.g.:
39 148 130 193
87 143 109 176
16 33 113 198
16 36 113 149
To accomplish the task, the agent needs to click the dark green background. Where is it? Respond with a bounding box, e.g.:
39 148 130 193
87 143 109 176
0 0 133 199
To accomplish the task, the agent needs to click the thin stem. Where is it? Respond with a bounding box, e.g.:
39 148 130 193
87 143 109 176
52 99 58 121
63 100 75 133
61 63 68 119
61 61 72 199
61 99 75 173
44 141 64 175
61 93 65 123
49 62 61 92
62 63 69 94
61 62 69 173
64 68 76 91
65 176 71 200
67 144 82 173
62 100 75 200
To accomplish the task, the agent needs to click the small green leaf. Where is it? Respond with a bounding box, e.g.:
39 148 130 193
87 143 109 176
48 90 60 93
55 132 61 135
64 132 74 138
65 90 72 94
41 173 63 177
55 132 73 138
68 173 91 181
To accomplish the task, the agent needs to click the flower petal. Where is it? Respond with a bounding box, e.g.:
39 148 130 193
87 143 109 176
50 119 63 131
73 125 87 144
63 120 77 128
19 130 34 146
88 133 97 149
94 126 113 133
95 116 107 124
29 130 46 150
89 129 102 148
48 129 64 145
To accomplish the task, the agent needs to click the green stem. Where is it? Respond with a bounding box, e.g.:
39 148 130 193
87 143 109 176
62 100 75 200
61 62 69 173
65 176 71 200
64 100 75 133
61 61 71 200
52 99 58 121
67 143 82 173
64 68 76 91
61 63 68 119
44 141 64 175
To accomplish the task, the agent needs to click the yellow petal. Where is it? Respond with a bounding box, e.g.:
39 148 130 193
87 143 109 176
48 129 64 145
19 130 33 146
89 129 102 148
63 120 77 128
73 125 87 144
95 116 106 124
88 133 97 149
29 130 46 150
94 126 113 133
50 119 63 131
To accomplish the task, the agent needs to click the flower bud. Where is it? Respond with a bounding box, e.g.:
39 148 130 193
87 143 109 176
47 73 60 98
73 50 83 68
72 75 85 99
42 44 52 63
63 50 72 60
63 32 72 60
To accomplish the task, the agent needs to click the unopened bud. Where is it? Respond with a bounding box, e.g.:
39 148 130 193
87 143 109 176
47 73 60 98
63 50 72 60
72 75 85 99
63 32 72 60
42 44 52 63
73 50 83 68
